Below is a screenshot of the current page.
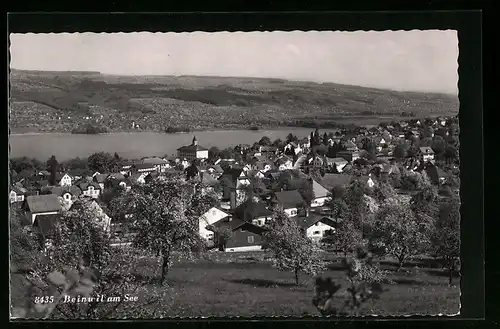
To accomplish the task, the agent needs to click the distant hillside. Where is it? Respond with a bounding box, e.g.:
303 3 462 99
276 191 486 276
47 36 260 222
8 70 459 133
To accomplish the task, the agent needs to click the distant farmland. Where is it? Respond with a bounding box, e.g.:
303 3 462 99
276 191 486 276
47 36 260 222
8 70 459 133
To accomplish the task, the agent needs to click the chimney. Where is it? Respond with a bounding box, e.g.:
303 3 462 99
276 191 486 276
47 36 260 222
230 191 236 209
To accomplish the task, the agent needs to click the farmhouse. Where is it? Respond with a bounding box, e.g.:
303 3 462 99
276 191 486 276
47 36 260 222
296 215 339 242
272 190 306 218
234 199 273 227
419 146 435 162
213 218 267 252
23 194 62 225
198 207 231 246
141 157 171 172
10 186 27 203
177 136 209 161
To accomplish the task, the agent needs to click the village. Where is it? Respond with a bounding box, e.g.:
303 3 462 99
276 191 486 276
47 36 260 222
9 114 460 253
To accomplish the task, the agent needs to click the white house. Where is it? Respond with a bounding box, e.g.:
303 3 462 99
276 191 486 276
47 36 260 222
296 216 338 242
198 207 231 245
284 142 302 155
275 157 294 171
141 157 171 173
77 182 101 199
419 147 435 162
57 173 72 187
10 186 27 203
311 180 331 208
24 194 62 225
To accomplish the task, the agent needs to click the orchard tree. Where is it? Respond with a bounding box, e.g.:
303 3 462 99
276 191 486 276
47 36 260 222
394 141 408 160
23 200 169 319
369 199 431 271
432 195 461 285
264 209 325 285
113 177 218 283
322 199 361 256
313 246 388 316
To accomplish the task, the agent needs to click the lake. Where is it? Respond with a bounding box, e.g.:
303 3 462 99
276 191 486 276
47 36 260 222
9 128 339 161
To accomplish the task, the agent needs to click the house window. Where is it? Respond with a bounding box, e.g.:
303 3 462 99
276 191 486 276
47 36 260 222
315 222 320 226
313 231 320 235
247 236 254 243
291 210 297 215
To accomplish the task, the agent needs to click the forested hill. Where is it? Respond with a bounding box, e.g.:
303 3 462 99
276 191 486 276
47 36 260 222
9 70 459 133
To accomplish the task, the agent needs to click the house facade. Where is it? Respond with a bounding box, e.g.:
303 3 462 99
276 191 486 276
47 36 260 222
198 207 231 245
419 147 435 162
222 220 267 252
58 174 73 187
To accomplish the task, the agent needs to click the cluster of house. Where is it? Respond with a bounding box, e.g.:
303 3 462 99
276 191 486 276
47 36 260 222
10 115 458 252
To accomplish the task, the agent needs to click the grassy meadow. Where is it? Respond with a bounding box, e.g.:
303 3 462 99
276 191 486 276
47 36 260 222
10 251 460 318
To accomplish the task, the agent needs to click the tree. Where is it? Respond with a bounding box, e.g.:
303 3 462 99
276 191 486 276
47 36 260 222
113 177 218 284
20 199 170 319
432 196 460 285
258 136 272 146
313 246 388 316
394 141 408 160
87 152 115 173
285 133 298 144
46 155 59 186
431 136 446 157
369 199 430 270
372 182 397 204
264 209 325 285
61 157 89 171
208 146 221 161
321 199 361 256
272 138 284 149
10 207 42 273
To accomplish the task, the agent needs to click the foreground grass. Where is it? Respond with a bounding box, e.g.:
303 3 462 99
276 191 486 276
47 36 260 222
10 252 460 318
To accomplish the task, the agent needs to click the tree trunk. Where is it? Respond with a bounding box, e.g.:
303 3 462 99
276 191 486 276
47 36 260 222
294 268 300 285
160 253 170 284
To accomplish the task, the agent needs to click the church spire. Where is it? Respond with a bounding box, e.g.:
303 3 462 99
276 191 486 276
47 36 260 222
192 136 198 146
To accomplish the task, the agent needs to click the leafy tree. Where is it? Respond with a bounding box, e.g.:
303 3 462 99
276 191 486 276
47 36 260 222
113 177 218 283
208 146 221 161
46 155 59 186
372 182 397 203
369 199 430 271
272 138 284 149
394 141 408 160
87 152 115 173
10 207 42 273
22 200 169 319
322 199 361 257
313 246 388 316
432 196 460 285
285 133 298 144
431 136 446 156
60 157 89 171
10 156 43 173
264 209 325 285
258 136 272 146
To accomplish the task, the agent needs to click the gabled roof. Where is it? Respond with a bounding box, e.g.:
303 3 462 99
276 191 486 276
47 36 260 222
108 173 126 181
26 194 61 213
326 157 348 164
78 181 101 190
312 180 331 199
200 172 218 186
141 157 168 165
273 190 306 209
420 146 435 154
320 174 354 190
208 164 224 173
48 185 82 197
234 200 273 220
295 215 340 229
94 174 109 183
11 186 27 194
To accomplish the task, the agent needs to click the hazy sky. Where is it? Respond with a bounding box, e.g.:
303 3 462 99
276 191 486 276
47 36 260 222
9 31 458 94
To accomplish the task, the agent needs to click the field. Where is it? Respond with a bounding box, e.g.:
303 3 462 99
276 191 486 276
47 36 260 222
9 69 459 133
10 251 460 318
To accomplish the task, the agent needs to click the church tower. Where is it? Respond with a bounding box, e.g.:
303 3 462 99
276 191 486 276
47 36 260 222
192 136 198 146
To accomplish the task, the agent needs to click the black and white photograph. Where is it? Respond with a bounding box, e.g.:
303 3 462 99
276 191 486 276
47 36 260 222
9 29 461 319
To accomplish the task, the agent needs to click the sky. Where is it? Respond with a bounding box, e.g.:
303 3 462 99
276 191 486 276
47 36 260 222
9 30 458 94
